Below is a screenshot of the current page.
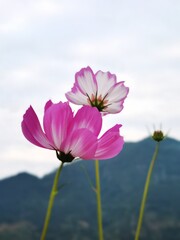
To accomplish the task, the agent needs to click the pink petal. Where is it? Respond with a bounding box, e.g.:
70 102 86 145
72 105 102 136
95 70 117 98
44 100 53 112
75 66 97 96
94 124 124 159
107 82 129 103
21 106 53 149
61 128 98 159
43 101 73 150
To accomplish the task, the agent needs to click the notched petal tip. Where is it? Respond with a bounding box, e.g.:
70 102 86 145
22 105 35 119
75 66 94 79
111 124 122 132
44 100 53 112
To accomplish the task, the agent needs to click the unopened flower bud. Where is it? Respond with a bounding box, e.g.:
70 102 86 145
152 130 164 142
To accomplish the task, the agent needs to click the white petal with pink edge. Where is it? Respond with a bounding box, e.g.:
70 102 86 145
75 67 97 96
105 101 124 114
95 71 116 98
107 82 129 103
65 89 88 105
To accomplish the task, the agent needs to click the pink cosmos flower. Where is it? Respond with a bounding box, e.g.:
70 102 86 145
66 66 129 114
21 100 124 162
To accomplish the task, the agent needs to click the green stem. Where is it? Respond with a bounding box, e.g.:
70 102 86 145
95 160 104 240
135 142 160 240
40 162 64 240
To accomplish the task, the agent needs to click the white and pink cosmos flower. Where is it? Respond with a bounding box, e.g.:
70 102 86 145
66 66 129 114
21 100 124 162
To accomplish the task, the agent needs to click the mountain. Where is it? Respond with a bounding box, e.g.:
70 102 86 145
0 137 180 240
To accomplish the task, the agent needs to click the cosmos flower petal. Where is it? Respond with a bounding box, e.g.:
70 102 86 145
66 67 129 114
43 101 73 149
66 86 88 105
94 124 124 159
22 99 125 162
21 106 53 149
107 82 129 103
44 99 53 112
75 66 97 96
61 128 98 159
72 105 102 136
95 70 116 98
105 101 124 114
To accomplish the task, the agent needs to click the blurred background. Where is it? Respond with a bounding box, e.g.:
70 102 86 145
0 0 180 179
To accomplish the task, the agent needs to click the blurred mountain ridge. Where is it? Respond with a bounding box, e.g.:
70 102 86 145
0 137 180 240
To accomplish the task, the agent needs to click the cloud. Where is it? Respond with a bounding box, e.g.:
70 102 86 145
0 0 180 179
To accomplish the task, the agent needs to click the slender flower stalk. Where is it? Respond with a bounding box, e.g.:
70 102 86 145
22 100 124 238
95 160 104 240
41 162 64 240
135 131 164 240
66 67 129 240
22 67 127 240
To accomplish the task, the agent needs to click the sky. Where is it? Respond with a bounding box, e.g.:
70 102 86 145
0 0 180 179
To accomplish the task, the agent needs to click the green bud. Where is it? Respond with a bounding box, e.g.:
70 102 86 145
152 130 164 142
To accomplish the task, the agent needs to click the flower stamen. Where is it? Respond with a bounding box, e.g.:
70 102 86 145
86 93 110 112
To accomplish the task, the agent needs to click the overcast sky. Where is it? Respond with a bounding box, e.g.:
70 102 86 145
0 0 180 179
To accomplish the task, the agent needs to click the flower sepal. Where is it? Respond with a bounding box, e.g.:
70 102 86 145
56 151 75 163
